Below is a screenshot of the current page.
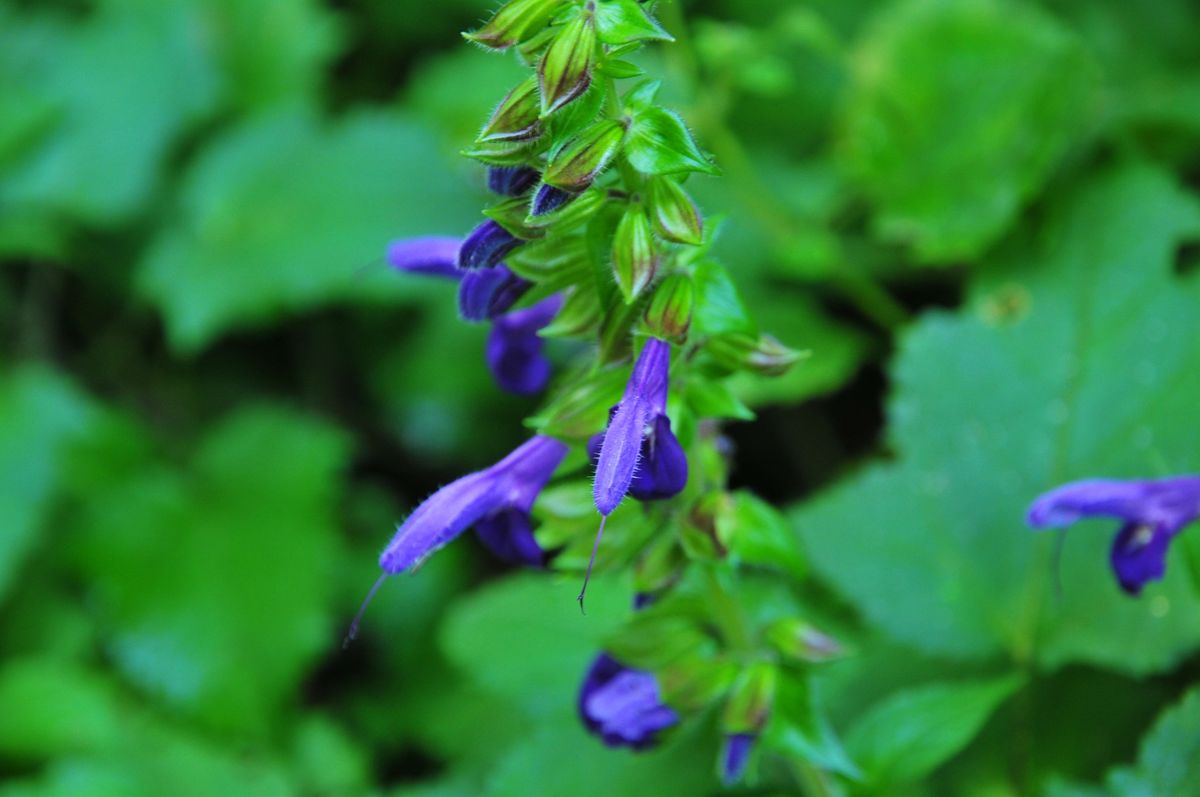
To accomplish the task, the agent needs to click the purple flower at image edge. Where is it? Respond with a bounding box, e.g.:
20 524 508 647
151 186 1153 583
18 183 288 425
579 654 679 750
387 236 463 279
1027 475 1200 594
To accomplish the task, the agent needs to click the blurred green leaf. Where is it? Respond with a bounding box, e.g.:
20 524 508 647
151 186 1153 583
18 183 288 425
0 365 95 605
439 572 630 715
0 658 122 761
845 675 1022 789
137 108 480 353
73 406 349 736
1106 687 1200 797
840 0 1096 262
764 670 858 778
486 716 716 797
0 1 219 240
794 164 1200 672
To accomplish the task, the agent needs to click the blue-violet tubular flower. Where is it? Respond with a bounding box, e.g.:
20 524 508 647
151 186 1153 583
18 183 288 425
579 653 679 750
486 294 563 396
1027 475 1200 594
459 220 521 270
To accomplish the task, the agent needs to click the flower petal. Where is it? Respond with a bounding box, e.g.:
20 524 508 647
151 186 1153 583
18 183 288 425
458 265 532 322
459 220 521 269
720 734 756 785
379 472 502 573
487 165 540 196
485 295 562 395
1028 476 1200 531
386 236 463 279
1110 521 1173 595
474 508 545 566
629 414 688 501
578 654 679 750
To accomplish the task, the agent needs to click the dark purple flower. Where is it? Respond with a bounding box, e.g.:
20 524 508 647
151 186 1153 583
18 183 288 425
531 183 575 216
386 236 462 279
488 165 540 196
1027 476 1200 595
721 734 755 785
486 294 563 396
578 654 679 750
459 220 521 269
592 337 687 516
379 435 568 574
458 265 532 322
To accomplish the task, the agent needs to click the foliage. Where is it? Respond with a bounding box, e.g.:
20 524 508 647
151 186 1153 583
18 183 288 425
1 0 1198 795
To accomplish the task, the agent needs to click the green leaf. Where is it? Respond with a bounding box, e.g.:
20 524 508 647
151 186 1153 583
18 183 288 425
595 0 674 45
840 0 1096 262
137 108 479 353
439 573 631 713
691 260 756 338
793 164 1200 673
0 658 122 760
1106 688 1200 797
72 406 350 736
845 675 1023 788
684 377 755 421
0 1 219 241
486 715 716 797
625 107 718 177
764 670 859 778
0 366 95 605
719 491 806 581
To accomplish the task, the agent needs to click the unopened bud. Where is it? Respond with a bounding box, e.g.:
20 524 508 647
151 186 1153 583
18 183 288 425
530 183 575 216
648 176 704 245
765 619 845 664
747 334 805 376
645 273 694 340
487 165 539 196
658 657 738 712
538 10 598 115
612 205 657 303
459 220 522 270
707 332 806 376
479 76 543 143
464 0 563 50
722 662 777 735
543 118 627 191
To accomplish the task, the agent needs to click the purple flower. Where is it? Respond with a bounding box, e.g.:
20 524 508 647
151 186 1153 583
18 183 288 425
460 220 521 269
1027 475 1200 595
592 337 688 516
531 184 574 216
578 654 679 750
721 734 755 785
458 265 532 321
488 165 540 196
387 236 463 279
486 294 563 396
379 435 568 574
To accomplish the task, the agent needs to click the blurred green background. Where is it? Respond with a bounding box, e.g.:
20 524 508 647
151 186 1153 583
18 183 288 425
2 0 1200 795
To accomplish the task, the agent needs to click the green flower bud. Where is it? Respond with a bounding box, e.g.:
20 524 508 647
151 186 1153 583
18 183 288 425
543 118 627 191
648 176 704 245
612 205 657 303
478 75 543 143
464 0 563 50
659 656 738 712
747 334 805 376
645 273 695 340
764 619 845 664
538 10 598 115
706 332 807 377
722 662 777 735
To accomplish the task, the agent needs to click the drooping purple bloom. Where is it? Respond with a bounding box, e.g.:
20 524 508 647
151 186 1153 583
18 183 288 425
379 435 568 574
578 654 679 750
387 236 462 279
721 734 756 785
486 294 563 396
458 265 532 321
488 165 540 196
1027 475 1200 595
459 220 521 269
531 183 575 216
592 337 688 516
